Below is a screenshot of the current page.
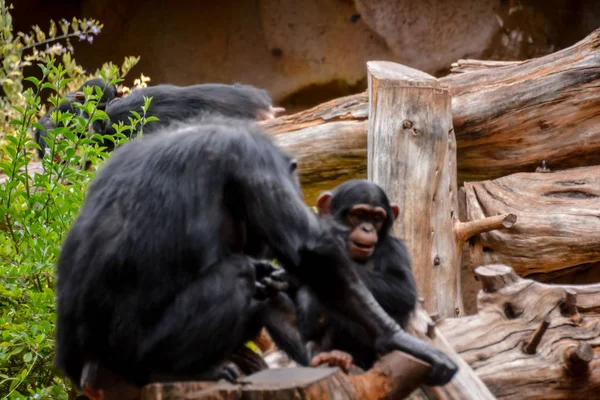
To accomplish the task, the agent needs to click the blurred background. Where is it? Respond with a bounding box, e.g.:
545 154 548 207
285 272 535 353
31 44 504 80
12 0 600 113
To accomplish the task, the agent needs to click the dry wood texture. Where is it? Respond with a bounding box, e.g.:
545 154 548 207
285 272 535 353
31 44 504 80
464 165 600 277
367 61 454 316
440 28 600 182
406 306 496 400
259 27 600 202
366 60 516 318
141 351 430 400
438 264 600 400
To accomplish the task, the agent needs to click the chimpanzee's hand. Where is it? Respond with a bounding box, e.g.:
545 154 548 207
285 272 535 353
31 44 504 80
422 347 458 386
252 260 289 300
377 330 458 386
252 259 286 282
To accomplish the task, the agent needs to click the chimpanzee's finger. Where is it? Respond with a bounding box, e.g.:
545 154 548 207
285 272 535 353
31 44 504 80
263 277 289 293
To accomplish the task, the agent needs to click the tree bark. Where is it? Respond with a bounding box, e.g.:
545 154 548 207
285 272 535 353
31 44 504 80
140 351 430 400
438 264 600 400
464 165 600 277
366 60 516 318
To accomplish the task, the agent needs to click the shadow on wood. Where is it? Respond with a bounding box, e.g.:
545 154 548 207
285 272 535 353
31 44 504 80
141 351 430 400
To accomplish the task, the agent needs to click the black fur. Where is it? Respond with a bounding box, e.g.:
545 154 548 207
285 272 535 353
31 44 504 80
34 78 119 159
93 83 275 151
54 120 457 390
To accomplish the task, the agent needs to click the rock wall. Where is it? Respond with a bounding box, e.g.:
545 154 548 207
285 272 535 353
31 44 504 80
11 0 600 111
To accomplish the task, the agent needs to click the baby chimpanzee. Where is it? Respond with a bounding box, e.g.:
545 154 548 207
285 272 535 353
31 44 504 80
296 179 418 372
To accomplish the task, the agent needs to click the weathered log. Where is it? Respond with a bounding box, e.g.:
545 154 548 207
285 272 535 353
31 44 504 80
260 93 369 204
440 28 600 182
256 28 600 202
366 60 516 318
464 165 600 277
438 264 600 400
141 350 430 400
406 306 496 400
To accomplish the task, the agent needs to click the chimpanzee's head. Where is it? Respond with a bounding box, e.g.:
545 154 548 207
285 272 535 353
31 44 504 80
74 77 123 110
316 179 399 262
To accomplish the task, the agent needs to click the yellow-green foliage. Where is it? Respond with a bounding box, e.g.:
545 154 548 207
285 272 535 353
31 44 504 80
0 2 154 398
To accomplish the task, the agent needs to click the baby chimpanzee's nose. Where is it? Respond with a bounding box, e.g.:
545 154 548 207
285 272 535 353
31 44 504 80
361 224 374 233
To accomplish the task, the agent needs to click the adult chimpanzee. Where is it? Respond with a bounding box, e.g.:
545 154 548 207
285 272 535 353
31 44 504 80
295 179 418 372
34 78 122 159
54 118 457 399
91 82 285 151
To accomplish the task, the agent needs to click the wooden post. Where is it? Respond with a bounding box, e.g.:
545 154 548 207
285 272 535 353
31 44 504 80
366 61 516 318
367 61 456 317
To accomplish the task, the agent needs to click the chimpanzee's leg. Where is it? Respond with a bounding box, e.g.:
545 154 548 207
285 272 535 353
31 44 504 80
137 254 264 381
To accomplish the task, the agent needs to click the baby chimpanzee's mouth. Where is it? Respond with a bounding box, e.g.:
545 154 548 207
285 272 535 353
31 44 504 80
350 240 375 255
353 241 373 250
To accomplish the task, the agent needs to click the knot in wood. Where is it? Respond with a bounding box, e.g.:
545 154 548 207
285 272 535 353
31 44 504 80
433 256 441 266
402 120 413 129
426 322 436 339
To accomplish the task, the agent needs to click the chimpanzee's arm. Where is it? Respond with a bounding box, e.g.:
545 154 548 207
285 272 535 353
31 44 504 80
358 239 417 327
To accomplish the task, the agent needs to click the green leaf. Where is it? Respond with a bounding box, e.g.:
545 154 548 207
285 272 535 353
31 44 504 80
24 76 40 88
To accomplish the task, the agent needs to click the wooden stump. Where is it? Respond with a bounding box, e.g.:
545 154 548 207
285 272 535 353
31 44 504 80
366 61 516 319
438 264 600 399
464 165 600 277
141 351 430 400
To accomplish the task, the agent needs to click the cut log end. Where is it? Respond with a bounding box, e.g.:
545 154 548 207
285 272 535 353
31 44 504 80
367 61 439 86
502 213 517 228
474 264 520 293
565 343 594 368
560 289 582 323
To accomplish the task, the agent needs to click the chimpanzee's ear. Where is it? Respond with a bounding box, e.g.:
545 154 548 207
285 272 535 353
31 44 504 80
316 192 333 215
73 91 86 103
391 204 400 221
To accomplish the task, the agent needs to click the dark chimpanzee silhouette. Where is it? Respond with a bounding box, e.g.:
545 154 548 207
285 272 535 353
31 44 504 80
34 78 122 159
92 82 285 151
53 118 457 400
295 179 418 372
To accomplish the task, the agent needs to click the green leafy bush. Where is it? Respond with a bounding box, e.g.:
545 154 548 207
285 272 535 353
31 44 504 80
0 2 153 398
